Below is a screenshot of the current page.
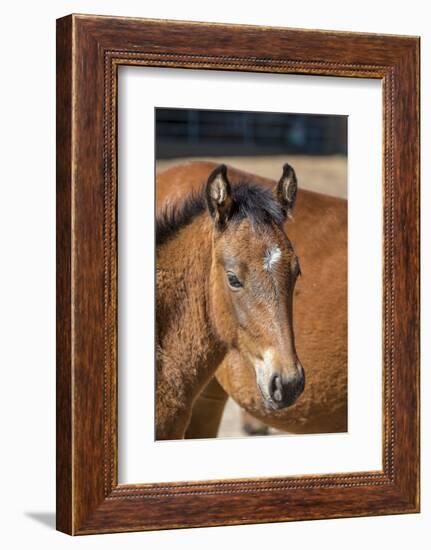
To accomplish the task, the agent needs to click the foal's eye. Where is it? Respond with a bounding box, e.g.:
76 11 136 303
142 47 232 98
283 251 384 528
226 272 243 289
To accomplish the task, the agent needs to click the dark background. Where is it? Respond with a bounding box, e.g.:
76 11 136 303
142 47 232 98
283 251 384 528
155 108 347 159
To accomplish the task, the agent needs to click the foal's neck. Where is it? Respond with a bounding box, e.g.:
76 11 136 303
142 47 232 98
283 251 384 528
156 214 227 438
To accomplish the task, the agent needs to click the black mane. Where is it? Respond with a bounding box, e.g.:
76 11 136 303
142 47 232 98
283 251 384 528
156 181 285 246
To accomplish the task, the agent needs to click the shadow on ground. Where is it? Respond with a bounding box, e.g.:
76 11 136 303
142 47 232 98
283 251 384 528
25 512 56 530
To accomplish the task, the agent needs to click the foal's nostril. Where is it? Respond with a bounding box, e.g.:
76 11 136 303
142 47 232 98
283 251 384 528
268 368 305 408
269 374 284 403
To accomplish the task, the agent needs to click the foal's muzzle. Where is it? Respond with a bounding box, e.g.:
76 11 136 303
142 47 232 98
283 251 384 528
268 365 305 409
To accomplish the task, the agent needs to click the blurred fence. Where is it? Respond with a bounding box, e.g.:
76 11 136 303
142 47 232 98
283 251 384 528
156 108 347 159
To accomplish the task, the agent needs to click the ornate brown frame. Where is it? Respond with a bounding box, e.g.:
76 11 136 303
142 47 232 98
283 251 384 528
56 14 420 534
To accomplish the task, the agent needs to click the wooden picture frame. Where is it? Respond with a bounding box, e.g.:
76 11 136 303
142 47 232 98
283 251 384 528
56 14 420 535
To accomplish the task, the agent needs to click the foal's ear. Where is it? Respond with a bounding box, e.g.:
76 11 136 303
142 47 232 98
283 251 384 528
206 164 233 228
274 163 298 218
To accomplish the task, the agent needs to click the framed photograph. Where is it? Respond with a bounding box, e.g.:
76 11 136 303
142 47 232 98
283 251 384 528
56 14 420 534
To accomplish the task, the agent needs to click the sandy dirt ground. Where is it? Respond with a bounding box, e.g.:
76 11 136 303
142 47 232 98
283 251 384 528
157 155 347 438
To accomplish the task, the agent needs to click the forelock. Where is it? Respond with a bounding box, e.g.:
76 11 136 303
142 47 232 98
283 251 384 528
230 182 285 227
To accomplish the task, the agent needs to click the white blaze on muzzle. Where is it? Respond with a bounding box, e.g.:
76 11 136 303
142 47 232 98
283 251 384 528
252 348 276 401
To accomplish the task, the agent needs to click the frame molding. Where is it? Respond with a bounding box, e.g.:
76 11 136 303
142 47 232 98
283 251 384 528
56 14 420 534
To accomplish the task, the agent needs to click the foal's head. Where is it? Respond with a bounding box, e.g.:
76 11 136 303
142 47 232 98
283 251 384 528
207 164 305 410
